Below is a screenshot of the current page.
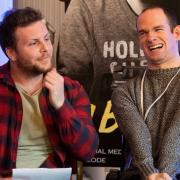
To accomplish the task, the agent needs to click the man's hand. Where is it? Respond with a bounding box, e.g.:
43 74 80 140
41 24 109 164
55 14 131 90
146 173 172 180
0 178 12 180
43 68 65 109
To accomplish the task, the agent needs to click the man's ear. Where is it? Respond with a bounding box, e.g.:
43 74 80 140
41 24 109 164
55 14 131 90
173 25 180 40
5 48 17 61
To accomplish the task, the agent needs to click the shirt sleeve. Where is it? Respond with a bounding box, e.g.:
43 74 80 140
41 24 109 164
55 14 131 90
158 108 180 178
112 85 159 178
55 80 99 162
57 0 95 93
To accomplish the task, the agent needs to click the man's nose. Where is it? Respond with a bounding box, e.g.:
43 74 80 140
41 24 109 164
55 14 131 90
40 41 48 52
147 31 157 42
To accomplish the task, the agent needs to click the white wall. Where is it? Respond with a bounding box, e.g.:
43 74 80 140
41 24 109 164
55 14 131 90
0 0 13 65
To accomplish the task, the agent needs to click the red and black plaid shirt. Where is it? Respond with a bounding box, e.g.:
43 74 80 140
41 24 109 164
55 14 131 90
0 63 99 177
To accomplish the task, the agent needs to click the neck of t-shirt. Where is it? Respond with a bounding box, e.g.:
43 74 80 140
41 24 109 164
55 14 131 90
126 0 148 15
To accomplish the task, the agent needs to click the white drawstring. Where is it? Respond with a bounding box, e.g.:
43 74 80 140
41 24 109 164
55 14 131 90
140 68 180 121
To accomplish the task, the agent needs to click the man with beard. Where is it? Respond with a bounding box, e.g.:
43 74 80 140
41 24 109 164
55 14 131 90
0 7 98 179
112 6 180 180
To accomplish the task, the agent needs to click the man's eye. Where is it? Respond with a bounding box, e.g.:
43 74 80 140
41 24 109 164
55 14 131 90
45 38 50 41
138 31 145 36
29 42 37 46
45 36 51 41
155 28 163 32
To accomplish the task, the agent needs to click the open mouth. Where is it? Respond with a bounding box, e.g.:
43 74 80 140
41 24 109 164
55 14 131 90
149 44 163 51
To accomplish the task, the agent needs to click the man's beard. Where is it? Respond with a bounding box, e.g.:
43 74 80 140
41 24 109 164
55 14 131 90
32 62 53 74
17 60 53 76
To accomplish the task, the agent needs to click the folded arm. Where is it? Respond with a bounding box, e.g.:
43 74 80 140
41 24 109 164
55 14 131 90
112 86 159 178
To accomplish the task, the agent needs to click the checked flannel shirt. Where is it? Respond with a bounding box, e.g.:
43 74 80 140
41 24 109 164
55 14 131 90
0 62 99 177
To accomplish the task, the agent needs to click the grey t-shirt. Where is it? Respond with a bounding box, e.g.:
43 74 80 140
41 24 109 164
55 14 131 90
58 0 146 103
